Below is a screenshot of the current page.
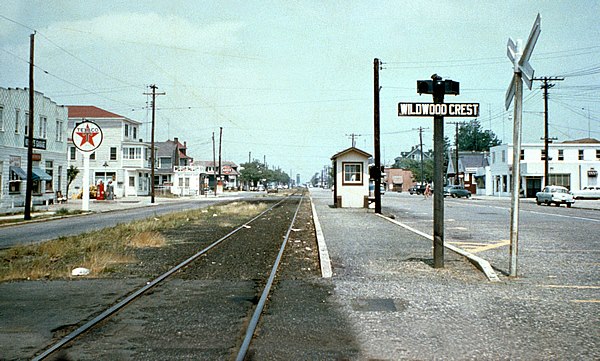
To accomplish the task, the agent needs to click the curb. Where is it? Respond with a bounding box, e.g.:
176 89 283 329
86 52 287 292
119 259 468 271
375 213 500 282
309 194 333 278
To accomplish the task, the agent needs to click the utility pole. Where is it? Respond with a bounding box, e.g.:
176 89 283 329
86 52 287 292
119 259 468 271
212 132 217 196
345 133 362 148
143 85 165 204
373 58 382 214
534 76 563 186
24 32 35 220
412 127 428 185
218 126 223 194
448 121 466 185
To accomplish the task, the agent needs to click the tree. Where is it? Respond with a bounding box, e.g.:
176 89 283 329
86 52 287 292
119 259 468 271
457 120 501 152
66 165 79 198
239 161 290 188
239 160 267 188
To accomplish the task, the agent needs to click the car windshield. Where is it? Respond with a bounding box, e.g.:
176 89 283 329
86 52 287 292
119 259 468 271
554 188 567 193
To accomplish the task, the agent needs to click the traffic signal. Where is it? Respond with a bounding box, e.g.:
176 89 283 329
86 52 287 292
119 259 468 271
444 80 460 95
369 165 385 180
417 80 433 94
417 79 459 95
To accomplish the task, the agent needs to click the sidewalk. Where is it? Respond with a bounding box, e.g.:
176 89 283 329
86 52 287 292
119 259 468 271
308 187 598 360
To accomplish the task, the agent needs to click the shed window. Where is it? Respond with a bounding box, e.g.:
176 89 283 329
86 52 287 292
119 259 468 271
343 162 363 185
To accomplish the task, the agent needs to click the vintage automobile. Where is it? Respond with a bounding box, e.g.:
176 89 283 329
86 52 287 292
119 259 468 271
408 185 426 195
535 185 575 207
571 186 600 200
443 185 472 198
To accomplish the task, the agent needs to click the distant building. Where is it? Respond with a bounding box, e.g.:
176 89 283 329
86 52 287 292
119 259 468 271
394 145 432 166
155 137 193 190
446 151 489 194
0 87 68 212
171 160 240 196
67 106 151 198
489 139 600 197
383 168 414 192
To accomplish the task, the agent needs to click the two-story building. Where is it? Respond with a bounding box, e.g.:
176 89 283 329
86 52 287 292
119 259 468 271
155 137 193 191
489 139 600 197
67 106 151 198
0 87 68 212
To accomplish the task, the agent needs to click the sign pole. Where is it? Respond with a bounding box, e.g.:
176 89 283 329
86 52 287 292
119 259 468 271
505 14 541 277
432 75 445 268
71 120 104 213
82 152 90 212
509 75 523 277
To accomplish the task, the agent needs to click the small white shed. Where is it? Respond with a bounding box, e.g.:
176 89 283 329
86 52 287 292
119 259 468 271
331 147 371 208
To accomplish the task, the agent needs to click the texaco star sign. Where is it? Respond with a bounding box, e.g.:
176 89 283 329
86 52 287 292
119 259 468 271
71 121 103 152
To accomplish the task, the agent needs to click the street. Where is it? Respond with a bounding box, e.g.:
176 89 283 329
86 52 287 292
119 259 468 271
382 192 599 288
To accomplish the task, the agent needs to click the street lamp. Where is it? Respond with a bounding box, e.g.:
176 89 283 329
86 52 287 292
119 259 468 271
102 161 109 183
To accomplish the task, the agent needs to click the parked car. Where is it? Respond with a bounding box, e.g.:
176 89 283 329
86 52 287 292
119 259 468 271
444 185 471 198
408 185 426 195
536 185 574 207
572 186 600 200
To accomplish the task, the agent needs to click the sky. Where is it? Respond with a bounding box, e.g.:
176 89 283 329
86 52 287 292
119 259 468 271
1 1 599 183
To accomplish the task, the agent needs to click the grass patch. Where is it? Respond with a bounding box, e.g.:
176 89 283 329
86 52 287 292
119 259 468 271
0 201 269 282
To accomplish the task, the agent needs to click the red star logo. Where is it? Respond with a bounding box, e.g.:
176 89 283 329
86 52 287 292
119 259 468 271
76 124 99 147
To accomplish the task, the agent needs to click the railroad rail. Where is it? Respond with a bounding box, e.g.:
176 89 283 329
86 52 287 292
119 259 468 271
33 192 305 360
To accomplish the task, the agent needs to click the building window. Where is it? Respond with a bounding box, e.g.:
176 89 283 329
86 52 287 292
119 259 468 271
70 146 76 160
541 149 546 161
9 168 22 194
578 150 584 160
597 149 600 160
124 124 129 138
558 149 564 161
0 105 4 131
133 126 137 139
110 147 117 160
45 161 53 192
548 174 571 189
56 120 63 141
343 162 363 185
129 176 135 187
501 150 506 163
90 152 96 160
520 149 524 161
24 112 29 135
39 116 47 138
15 109 19 134
123 147 142 159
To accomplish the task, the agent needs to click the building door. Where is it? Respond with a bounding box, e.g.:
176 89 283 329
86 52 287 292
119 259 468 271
526 177 542 198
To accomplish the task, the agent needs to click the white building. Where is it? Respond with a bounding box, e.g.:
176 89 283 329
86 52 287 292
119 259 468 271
0 87 68 211
331 147 371 208
489 139 600 197
67 106 151 198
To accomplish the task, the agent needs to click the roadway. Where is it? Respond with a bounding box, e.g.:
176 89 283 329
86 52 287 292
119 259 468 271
381 192 599 286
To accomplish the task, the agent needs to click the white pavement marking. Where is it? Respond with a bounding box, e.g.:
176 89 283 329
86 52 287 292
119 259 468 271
309 194 332 278
376 214 500 282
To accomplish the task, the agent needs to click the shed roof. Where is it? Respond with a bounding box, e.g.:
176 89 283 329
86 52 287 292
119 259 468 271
331 147 372 160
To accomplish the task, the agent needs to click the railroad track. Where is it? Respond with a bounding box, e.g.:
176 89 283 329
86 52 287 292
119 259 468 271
33 192 307 360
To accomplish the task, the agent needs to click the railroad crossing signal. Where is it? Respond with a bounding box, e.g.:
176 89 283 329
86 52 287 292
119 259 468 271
505 14 541 278
505 13 541 109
